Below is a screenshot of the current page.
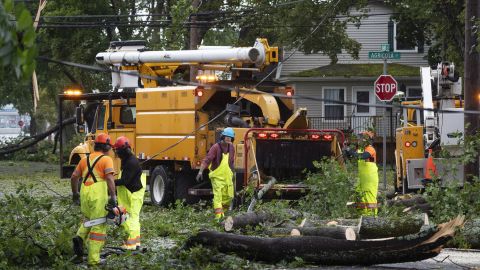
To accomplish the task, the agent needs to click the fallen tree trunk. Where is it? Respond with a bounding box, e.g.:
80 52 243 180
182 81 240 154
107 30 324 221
224 211 274 232
358 214 429 239
462 219 480 248
266 226 357 240
185 216 464 265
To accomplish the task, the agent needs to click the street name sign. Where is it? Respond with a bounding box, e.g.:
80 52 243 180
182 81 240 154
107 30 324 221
368 51 401 59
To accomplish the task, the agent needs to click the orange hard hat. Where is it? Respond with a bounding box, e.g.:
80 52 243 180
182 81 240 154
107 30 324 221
113 136 130 149
95 133 112 145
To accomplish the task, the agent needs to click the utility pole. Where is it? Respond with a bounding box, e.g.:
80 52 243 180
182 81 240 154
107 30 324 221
189 0 202 82
464 0 480 180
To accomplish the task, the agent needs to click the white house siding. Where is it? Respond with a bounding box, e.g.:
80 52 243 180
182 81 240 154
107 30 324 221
290 77 420 137
280 2 430 76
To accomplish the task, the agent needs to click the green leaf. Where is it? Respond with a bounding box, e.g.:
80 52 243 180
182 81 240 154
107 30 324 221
0 43 13 58
16 9 33 31
21 29 35 47
4 0 14 12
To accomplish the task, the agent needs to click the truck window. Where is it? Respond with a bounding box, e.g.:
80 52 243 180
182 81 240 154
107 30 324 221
120 106 136 124
95 105 106 131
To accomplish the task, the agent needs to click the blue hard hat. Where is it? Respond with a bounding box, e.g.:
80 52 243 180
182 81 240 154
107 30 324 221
221 127 235 138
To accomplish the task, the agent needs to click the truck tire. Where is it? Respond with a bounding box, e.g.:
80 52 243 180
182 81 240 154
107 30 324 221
150 166 173 206
174 170 200 204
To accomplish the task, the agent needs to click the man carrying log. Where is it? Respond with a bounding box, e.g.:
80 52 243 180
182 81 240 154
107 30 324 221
196 127 235 221
345 130 379 216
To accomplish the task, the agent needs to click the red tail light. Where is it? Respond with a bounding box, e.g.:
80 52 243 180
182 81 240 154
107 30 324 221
194 86 204 97
311 134 321 140
405 141 411 147
270 133 279 139
323 134 333 141
257 133 267 139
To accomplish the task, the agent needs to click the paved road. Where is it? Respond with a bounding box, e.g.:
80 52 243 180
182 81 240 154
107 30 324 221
377 248 480 269
283 249 480 270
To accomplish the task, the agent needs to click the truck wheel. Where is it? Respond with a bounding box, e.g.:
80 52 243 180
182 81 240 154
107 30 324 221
174 170 200 204
150 166 173 206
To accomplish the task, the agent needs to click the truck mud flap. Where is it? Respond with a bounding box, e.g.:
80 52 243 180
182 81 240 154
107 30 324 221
61 165 76 179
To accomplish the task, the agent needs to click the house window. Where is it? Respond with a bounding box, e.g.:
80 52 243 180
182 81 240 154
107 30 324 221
394 22 417 52
352 87 376 116
323 87 345 120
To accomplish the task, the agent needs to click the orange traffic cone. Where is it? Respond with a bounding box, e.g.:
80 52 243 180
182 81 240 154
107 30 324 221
424 149 437 180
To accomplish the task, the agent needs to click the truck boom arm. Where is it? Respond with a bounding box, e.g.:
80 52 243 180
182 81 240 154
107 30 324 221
95 38 277 68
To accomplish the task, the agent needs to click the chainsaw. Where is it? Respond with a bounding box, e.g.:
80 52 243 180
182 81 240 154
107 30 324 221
84 205 128 228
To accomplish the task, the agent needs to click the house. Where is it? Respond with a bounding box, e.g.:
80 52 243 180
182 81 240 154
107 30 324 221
278 1 429 163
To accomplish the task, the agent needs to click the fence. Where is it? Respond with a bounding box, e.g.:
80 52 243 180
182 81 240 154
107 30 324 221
308 115 400 140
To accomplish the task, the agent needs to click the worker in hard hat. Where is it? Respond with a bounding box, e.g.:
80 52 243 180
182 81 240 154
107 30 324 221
113 136 146 250
354 130 379 216
70 133 116 265
196 127 235 220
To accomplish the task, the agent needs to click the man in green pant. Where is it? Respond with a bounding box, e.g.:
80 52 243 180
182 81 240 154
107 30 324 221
354 131 379 216
113 136 146 250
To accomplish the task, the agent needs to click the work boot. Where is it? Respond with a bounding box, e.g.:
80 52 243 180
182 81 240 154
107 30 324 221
72 236 84 257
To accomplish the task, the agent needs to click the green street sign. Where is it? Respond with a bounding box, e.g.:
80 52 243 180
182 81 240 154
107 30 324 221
368 51 401 59
380 44 390 52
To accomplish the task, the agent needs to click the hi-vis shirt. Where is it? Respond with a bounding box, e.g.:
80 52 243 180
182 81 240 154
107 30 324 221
73 152 115 182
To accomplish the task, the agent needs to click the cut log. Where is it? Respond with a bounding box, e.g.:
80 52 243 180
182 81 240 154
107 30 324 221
266 226 357 240
185 216 464 265
224 211 274 232
402 203 433 214
358 214 429 239
387 195 427 207
462 219 480 248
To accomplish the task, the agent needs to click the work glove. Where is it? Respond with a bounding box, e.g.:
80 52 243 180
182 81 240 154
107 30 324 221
107 197 117 209
72 192 80 205
196 172 203 183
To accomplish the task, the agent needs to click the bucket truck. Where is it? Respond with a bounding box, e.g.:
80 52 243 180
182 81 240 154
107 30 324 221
58 39 345 206
395 62 464 193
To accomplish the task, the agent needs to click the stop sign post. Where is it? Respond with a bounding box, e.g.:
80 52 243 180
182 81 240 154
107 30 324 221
374 74 398 102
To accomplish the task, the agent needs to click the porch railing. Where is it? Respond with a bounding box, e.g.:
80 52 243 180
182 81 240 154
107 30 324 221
308 115 400 139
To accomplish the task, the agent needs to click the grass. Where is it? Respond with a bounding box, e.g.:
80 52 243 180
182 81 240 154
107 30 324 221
290 63 420 77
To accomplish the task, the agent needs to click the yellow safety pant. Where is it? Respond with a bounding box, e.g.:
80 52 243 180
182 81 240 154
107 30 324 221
76 181 108 265
117 173 146 250
356 160 379 216
209 152 234 220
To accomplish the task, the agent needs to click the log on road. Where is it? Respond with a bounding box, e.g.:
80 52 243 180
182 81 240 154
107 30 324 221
185 216 464 265
265 226 357 241
358 214 429 239
224 211 274 232
462 219 480 248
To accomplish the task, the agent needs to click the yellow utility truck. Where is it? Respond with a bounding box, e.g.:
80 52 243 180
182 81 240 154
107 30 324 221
59 39 344 205
395 62 464 193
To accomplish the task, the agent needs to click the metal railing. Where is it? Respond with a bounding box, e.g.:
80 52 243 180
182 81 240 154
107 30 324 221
308 115 400 139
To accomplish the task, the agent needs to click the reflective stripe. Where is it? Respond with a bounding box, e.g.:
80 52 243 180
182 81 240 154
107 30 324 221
125 238 137 245
214 208 224 214
355 202 378 209
89 232 106 242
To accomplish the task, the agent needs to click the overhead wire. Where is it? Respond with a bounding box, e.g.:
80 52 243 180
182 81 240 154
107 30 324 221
38 0 472 167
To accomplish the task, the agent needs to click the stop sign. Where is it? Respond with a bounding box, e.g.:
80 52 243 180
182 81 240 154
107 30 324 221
374 75 398 101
